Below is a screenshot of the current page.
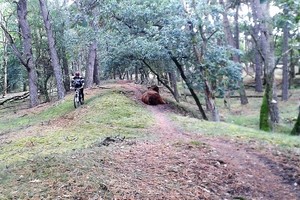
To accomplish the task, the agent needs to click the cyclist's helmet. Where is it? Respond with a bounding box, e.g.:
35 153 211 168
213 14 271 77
75 71 80 77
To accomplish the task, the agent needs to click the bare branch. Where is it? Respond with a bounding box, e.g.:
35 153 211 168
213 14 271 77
207 29 219 41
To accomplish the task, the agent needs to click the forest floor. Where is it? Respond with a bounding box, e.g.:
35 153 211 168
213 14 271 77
1 81 300 199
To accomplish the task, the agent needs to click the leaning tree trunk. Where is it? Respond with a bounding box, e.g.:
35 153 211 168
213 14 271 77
39 0 65 100
291 106 300 135
85 41 97 88
143 60 179 102
171 56 208 120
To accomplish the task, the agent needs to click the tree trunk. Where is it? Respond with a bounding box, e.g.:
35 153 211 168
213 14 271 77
252 7 263 92
85 41 97 88
291 106 300 135
219 0 248 105
169 70 180 102
251 0 279 131
135 65 138 82
254 49 263 92
171 56 208 120
281 9 289 101
62 44 70 92
289 50 295 86
184 3 218 121
93 53 100 85
17 0 39 107
204 80 219 121
239 80 248 104
39 0 65 100
143 60 179 102
2 34 8 97
259 89 270 131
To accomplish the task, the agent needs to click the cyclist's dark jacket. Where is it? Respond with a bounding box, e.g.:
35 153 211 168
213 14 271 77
71 76 84 88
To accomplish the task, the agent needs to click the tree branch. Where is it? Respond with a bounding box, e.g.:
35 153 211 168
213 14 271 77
207 29 219 41
275 48 293 66
0 23 29 70
249 31 265 63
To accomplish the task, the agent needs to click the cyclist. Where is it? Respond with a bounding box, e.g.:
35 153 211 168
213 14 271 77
71 71 85 104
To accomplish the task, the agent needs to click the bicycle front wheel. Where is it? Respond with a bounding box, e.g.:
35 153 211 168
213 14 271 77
74 94 80 108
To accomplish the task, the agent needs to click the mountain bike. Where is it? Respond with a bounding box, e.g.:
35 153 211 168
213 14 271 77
74 87 83 108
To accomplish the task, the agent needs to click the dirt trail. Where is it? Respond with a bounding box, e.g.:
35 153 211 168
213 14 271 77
151 105 299 199
97 83 300 199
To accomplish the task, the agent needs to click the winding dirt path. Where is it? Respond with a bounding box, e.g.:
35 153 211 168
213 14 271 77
99 83 300 199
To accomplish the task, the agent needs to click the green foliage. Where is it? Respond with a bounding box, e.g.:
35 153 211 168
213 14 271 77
259 91 271 131
101 0 242 97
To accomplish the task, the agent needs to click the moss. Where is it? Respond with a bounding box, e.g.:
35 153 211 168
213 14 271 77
259 90 271 131
291 109 300 135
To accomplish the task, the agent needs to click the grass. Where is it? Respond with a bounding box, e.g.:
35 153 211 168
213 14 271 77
170 114 300 149
164 86 300 149
0 99 74 134
0 89 154 167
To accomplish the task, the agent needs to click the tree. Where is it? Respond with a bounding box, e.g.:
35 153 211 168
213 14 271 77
252 4 263 93
1 0 39 107
281 7 289 101
219 0 248 105
85 40 97 88
0 11 8 97
250 0 279 131
67 0 102 88
39 0 65 100
98 0 243 120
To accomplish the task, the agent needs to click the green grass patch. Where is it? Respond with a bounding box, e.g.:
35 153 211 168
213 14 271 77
0 89 154 166
170 114 300 149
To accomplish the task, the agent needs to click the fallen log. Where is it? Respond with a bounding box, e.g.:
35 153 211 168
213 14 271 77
0 92 29 105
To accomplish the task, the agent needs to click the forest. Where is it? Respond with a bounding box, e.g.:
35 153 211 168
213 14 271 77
0 0 300 198
0 0 299 132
